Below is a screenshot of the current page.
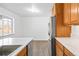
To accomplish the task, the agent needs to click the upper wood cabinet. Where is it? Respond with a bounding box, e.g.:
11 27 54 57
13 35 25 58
55 3 71 37
64 3 71 25
71 4 78 23
64 3 79 25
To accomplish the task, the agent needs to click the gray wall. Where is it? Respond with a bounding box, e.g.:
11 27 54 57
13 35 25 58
0 6 23 37
21 17 50 40
0 6 50 40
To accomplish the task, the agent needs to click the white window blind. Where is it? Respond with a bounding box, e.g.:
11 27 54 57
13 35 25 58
0 15 14 36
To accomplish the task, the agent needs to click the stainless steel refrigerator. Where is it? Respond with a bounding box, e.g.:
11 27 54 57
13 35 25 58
48 16 56 56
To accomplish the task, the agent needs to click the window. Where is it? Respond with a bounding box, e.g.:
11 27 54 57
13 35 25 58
0 15 14 36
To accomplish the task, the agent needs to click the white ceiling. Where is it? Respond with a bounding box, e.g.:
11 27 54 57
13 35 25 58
0 3 53 17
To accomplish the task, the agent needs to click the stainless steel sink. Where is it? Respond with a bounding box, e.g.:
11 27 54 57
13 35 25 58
0 45 21 56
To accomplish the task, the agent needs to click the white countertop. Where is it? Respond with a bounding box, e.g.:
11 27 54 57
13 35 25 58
0 37 33 56
56 37 79 56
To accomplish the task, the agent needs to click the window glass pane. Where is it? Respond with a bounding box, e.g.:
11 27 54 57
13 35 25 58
3 20 9 36
0 20 2 36
0 16 14 36
8 21 12 34
3 18 11 21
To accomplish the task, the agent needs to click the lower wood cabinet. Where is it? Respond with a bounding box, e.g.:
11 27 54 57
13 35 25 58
56 40 63 56
63 47 74 56
17 46 28 56
56 40 74 56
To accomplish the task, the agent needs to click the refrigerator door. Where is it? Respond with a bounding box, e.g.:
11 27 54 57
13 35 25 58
50 16 56 38
48 16 56 56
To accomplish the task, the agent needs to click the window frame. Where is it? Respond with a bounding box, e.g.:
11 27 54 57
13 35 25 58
0 15 14 37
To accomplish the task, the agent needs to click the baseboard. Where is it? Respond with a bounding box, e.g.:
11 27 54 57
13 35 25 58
32 40 48 42
33 39 48 40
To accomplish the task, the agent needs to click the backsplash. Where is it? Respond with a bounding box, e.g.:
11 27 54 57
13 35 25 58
71 25 79 37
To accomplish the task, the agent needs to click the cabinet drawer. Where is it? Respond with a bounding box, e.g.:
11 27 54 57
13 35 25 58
64 47 74 56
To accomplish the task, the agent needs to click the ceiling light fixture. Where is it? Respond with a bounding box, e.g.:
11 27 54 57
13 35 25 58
26 5 40 13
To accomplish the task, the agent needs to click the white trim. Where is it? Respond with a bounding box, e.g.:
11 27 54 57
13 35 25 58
0 15 15 37
33 39 48 40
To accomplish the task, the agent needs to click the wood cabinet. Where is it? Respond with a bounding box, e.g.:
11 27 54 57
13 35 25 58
55 3 71 37
56 40 63 56
64 3 71 25
56 40 74 56
63 47 74 56
64 3 79 25
17 46 28 56
55 3 79 37
71 3 78 24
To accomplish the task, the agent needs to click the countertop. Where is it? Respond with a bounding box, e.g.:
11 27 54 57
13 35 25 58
56 37 79 56
0 37 33 56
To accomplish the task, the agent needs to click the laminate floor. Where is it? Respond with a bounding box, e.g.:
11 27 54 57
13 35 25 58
31 40 49 56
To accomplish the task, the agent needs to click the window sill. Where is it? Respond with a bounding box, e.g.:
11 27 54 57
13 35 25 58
0 34 14 39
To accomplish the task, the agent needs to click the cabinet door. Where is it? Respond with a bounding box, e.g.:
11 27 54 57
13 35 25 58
77 4 79 24
56 40 63 56
64 3 71 25
71 3 78 24
55 3 71 37
17 47 28 56
64 3 79 25
63 47 74 56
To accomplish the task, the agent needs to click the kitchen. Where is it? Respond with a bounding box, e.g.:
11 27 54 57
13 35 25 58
0 3 79 56
0 3 52 56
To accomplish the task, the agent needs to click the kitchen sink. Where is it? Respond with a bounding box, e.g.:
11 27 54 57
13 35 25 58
0 45 21 56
